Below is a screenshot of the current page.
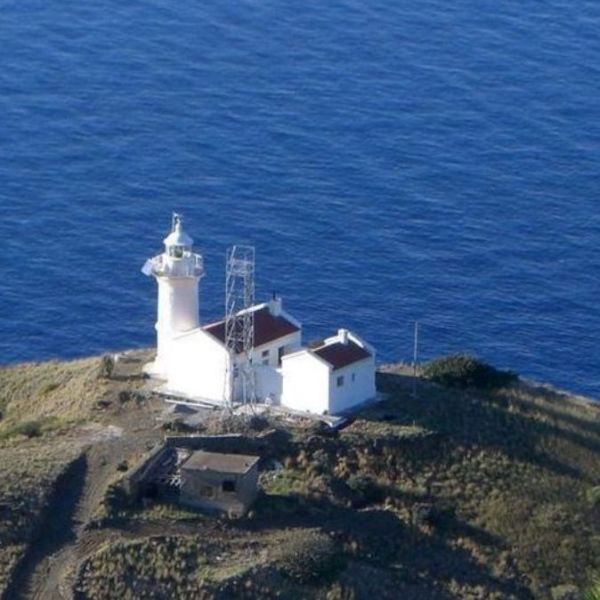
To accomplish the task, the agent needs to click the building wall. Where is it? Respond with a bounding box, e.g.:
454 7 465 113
234 330 301 403
156 276 200 335
167 329 229 402
179 465 258 516
152 277 201 375
254 365 283 403
247 331 302 368
280 351 376 415
328 356 376 414
280 351 331 414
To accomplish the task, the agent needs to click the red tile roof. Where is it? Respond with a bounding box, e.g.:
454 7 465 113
313 340 372 370
204 307 300 351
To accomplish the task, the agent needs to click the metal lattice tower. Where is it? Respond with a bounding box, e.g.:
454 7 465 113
224 245 256 405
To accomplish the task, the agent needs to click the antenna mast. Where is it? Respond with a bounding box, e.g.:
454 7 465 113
412 321 419 399
224 245 256 405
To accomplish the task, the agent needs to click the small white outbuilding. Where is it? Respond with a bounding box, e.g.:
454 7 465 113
280 329 376 415
143 215 376 415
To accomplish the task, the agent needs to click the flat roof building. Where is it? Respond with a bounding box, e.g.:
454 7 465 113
179 451 260 517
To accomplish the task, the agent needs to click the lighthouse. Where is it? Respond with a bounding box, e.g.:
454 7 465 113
142 213 204 377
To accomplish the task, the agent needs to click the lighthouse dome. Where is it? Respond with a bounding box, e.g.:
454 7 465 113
164 222 193 248
164 224 194 246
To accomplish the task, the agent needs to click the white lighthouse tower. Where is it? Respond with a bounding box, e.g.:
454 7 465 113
142 213 204 377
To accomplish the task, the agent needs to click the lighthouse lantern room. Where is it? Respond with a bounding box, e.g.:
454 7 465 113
142 213 204 376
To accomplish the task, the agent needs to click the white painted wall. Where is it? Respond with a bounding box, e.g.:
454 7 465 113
328 356 376 414
157 277 200 333
248 331 302 368
280 351 331 414
233 330 302 403
154 276 200 374
280 339 376 415
254 365 283 403
167 328 229 402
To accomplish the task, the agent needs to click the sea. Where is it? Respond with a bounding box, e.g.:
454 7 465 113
1 0 599 399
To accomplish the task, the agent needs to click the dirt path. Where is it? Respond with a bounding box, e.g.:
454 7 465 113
28 444 113 600
5 420 161 600
3 453 88 600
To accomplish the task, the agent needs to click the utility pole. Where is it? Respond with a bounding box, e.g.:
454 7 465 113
412 321 419 399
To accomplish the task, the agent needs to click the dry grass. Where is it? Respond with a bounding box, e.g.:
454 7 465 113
0 356 103 429
0 351 154 443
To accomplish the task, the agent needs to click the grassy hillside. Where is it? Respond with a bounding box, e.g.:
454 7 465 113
0 351 160 599
0 353 599 599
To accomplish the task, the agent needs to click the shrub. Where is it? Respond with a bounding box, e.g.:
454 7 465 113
587 487 600 509
346 474 384 504
585 577 600 600
41 382 60 395
161 418 195 434
98 354 115 379
118 390 131 403
423 354 517 390
248 414 270 431
17 421 42 438
104 483 130 515
272 529 345 583
552 584 582 600
0 420 42 439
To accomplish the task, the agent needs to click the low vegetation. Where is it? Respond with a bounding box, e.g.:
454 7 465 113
74 529 344 599
423 354 518 390
270 529 345 584
1 352 599 599
585 577 600 600
76 535 231 598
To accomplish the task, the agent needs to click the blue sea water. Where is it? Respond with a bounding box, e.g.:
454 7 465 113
1 0 600 398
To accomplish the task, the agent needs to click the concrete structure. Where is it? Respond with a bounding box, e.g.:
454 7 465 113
179 451 259 516
281 329 376 415
143 215 376 415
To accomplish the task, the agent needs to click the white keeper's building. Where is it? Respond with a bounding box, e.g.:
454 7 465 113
142 216 376 416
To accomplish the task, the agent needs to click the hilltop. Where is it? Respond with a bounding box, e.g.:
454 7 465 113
0 352 599 599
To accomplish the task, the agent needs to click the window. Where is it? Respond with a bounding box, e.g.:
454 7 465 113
222 480 236 493
337 375 344 387
262 349 270 365
351 373 356 383
278 346 285 366
199 485 214 498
